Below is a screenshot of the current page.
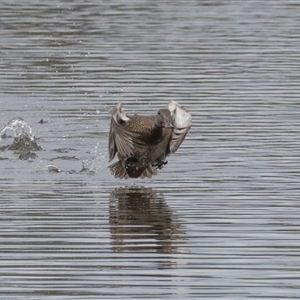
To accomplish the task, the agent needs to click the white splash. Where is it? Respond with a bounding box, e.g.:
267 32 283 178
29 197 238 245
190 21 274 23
0 118 35 141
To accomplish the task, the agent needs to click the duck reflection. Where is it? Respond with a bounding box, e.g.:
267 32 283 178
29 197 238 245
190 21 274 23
109 186 185 253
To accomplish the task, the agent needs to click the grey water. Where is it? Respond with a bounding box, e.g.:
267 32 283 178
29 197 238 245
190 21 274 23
1 0 300 299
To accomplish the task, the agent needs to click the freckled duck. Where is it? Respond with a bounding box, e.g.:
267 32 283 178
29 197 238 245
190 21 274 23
108 100 192 179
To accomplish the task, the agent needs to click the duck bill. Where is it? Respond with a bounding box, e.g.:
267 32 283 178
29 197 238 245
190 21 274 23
163 122 174 128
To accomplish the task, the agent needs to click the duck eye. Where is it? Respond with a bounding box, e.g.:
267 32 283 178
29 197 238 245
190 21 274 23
158 112 161 115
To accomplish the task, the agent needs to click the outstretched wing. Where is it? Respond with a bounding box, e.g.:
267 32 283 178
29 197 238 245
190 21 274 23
167 100 192 153
109 104 146 161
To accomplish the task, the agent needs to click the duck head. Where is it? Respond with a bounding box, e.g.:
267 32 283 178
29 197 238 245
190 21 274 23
155 109 174 128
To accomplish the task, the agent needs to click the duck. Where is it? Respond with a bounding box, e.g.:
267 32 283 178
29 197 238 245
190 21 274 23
108 100 192 179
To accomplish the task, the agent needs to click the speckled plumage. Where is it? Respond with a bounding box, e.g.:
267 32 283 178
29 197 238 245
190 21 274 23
108 101 191 179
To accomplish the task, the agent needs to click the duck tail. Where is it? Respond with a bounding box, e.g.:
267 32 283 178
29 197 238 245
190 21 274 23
140 166 157 179
108 160 158 179
108 161 129 179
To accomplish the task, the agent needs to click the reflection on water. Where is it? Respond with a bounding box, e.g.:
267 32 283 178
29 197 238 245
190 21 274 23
109 186 185 253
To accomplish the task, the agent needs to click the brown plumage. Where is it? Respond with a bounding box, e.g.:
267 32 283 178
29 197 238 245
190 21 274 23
108 100 192 179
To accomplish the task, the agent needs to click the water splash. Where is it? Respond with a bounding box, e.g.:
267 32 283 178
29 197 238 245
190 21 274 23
1 118 34 140
80 142 105 175
0 118 42 151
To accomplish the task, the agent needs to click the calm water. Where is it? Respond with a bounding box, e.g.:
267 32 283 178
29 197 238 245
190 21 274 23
1 1 300 299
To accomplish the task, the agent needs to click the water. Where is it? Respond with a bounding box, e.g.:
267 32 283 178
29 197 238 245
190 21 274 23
1 0 300 299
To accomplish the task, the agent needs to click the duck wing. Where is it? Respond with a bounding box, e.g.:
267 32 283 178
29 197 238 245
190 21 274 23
167 100 192 153
109 104 146 161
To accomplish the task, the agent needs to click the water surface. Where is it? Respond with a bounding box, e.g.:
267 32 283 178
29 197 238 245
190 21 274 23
1 1 300 299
